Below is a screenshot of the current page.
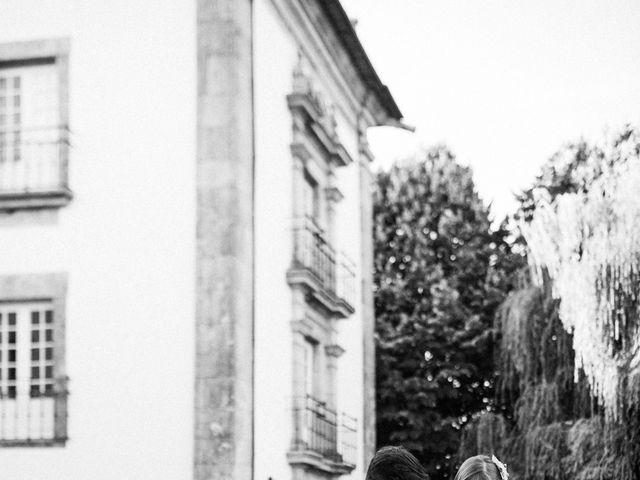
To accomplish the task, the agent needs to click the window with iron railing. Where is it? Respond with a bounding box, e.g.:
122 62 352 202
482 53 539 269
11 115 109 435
0 302 67 445
292 394 358 465
292 216 336 293
291 216 356 309
0 46 71 208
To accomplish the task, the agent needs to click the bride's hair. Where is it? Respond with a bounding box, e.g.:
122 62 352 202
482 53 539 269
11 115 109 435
365 446 428 480
454 455 502 480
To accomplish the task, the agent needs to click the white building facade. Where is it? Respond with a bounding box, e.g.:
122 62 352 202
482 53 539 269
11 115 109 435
0 1 403 479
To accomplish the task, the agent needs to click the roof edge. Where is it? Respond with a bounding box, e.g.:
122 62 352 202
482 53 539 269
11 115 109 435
317 0 403 121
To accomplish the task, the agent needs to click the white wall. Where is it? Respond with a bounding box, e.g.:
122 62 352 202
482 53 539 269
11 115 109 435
0 1 197 478
254 2 297 480
254 2 368 479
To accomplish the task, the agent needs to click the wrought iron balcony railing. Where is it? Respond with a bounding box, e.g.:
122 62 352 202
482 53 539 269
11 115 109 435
292 216 336 294
291 217 356 314
291 395 358 466
293 395 340 461
336 253 356 309
339 412 358 467
0 126 71 204
0 376 68 445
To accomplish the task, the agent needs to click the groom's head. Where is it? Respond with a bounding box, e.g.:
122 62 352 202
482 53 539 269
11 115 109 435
366 446 428 480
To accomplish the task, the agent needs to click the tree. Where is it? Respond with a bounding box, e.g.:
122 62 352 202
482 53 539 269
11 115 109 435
459 124 640 480
373 146 523 479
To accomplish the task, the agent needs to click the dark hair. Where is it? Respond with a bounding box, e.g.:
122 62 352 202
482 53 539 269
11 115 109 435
365 446 429 480
454 455 501 480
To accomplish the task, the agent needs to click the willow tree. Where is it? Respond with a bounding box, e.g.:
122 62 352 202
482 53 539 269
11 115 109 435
460 125 640 480
373 146 523 479
523 127 640 416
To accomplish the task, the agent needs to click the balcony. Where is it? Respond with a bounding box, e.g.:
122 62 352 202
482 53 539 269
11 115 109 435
287 217 356 318
339 412 358 467
288 395 357 474
0 376 68 446
0 126 72 210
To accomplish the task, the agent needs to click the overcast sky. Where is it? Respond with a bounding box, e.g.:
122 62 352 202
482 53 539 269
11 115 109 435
342 0 640 219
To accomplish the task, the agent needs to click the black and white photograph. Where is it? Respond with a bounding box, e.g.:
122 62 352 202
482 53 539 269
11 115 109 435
0 1 639 479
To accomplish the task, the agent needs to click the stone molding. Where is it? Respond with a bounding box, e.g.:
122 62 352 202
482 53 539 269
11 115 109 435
287 450 355 476
359 160 376 468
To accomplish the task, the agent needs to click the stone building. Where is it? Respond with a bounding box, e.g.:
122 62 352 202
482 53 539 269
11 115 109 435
0 0 404 479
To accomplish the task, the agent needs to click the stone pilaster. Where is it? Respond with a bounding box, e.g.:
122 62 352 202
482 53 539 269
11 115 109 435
324 342 345 410
195 1 254 479
359 150 376 469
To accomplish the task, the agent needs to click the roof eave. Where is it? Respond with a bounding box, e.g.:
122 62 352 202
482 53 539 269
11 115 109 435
318 0 403 121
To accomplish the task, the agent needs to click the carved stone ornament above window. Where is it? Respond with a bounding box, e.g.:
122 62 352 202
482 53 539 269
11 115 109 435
324 186 344 204
287 55 353 168
324 344 345 358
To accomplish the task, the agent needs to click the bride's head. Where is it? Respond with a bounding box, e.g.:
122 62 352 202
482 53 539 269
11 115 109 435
454 455 508 480
365 446 428 480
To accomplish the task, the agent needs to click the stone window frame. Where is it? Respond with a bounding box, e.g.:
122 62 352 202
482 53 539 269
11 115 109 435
0 38 71 211
0 273 68 446
288 311 355 476
287 59 358 476
291 313 330 403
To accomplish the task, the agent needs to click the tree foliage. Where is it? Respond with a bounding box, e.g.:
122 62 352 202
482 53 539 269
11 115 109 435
459 125 640 480
373 146 524 479
522 126 640 414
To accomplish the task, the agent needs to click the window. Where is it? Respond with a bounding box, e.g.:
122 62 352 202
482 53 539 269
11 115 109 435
0 64 59 189
0 38 71 210
302 170 319 222
302 338 316 397
0 303 56 442
0 273 68 446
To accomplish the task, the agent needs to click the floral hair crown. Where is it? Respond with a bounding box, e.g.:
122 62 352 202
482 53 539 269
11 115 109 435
491 455 509 480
